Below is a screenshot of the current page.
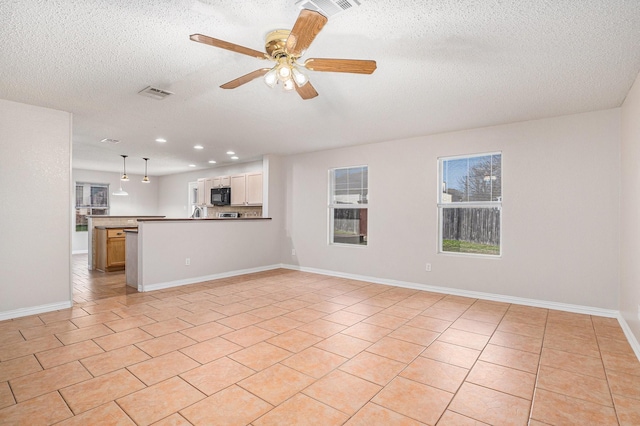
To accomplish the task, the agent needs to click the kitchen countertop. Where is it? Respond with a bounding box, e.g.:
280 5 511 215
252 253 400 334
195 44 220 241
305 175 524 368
87 215 165 218
95 225 138 229
137 218 271 222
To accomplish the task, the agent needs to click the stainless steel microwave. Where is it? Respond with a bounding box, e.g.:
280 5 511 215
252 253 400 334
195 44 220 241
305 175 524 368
211 187 231 206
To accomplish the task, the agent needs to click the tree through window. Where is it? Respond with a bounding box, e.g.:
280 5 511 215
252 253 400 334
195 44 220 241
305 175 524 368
439 153 501 255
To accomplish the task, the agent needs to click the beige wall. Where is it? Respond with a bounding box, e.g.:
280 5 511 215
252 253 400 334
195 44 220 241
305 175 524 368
0 99 72 318
282 109 621 310
620 72 640 342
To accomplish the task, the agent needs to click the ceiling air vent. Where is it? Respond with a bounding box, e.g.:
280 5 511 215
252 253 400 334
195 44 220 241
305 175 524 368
138 86 174 100
294 0 363 18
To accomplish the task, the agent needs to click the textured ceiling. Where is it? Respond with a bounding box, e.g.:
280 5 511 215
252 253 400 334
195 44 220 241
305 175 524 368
1 0 639 176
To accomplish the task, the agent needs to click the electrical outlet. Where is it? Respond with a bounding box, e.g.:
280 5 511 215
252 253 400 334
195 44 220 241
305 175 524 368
426 263 432 272
292 249 296 256
185 258 190 266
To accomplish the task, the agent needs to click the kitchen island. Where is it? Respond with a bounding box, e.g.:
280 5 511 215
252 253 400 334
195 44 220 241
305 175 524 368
125 217 278 292
86 215 165 270
94 226 136 272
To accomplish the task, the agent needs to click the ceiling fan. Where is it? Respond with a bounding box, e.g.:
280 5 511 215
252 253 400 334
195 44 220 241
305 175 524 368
190 9 377 100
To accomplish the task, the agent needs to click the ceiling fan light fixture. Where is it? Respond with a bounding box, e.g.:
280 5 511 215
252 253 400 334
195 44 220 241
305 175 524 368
282 78 295 91
277 64 291 79
291 66 309 87
264 68 278 88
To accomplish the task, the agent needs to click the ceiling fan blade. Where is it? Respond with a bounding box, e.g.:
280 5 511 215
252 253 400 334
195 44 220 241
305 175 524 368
304 58 377 74
285 10 328 58
295 81 319 100
220 68 271 89
190 34 267 60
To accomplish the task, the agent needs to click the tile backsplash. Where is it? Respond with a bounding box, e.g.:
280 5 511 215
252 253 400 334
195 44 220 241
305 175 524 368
206 206 262 218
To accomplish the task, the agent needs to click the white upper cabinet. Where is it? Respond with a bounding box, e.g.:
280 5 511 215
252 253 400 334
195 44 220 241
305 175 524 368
230 172 263 206
212 175 230 188
246 172 263 205
204 178 213 205
197 178 206 205
230 174 246 206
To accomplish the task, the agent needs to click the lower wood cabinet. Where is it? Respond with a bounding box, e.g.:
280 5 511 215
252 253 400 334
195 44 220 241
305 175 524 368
96 228 133 272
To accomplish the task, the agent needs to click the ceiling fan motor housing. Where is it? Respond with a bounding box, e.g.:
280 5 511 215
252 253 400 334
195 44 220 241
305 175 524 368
265 30 293 58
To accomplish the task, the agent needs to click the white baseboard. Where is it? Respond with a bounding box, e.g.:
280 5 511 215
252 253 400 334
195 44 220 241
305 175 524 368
617 315 640 361
141 264 285 292
0 301 73 321
282 264 618 317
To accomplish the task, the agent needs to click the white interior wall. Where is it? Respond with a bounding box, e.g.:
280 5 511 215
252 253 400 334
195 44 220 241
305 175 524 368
282 109 621 310
72 169 160 252
157 160 263 218
0 99 72 318
620 72 640 343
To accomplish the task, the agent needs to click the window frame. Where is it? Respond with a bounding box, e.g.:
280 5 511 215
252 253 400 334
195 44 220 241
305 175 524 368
75 182 110 232
437 152 502 257
328 165 369 247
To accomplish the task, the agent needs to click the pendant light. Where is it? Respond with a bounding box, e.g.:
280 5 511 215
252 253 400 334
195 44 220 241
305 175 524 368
113 154 129 196
112 184 128 196
120 154 129 181
142 157 150 183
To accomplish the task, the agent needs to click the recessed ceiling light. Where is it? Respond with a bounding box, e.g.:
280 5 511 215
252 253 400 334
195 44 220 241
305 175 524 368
100 138 120 144
208 160 217 164
155 138 167 143
231 156 239 160
188 164 196 168
226 151 235 155
194 145 204 150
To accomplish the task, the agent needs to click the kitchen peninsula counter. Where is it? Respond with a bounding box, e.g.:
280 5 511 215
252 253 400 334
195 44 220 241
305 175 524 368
127 216 278 292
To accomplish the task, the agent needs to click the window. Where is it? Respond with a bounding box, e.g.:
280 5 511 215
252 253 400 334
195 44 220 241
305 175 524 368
439 153 501 256
329 166 368 246
75 182 109 231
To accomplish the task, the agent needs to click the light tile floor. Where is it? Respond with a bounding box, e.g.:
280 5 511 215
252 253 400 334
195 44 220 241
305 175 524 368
1 256 639 424
71 254 138 303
